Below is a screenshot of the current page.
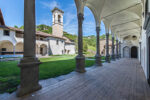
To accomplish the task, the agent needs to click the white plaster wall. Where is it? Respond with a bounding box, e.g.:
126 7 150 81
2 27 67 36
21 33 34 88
140 9 148 79
48 37 65 55
65 44 75 54
121 39 139 58
141 29 147 78
0 29 17 45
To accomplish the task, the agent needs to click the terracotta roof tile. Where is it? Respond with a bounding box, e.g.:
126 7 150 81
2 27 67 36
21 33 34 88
0 25 66 40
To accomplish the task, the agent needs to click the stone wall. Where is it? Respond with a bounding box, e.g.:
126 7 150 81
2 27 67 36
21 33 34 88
48 37 65 55
65 43 75 54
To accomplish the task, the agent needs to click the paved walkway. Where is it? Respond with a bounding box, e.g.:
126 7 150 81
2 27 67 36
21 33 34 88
5 58 150 100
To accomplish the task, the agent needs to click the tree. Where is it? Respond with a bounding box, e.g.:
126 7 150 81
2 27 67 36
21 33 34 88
20 26 24 29
83 41 88 53
14 25 18 28
36 24 52 34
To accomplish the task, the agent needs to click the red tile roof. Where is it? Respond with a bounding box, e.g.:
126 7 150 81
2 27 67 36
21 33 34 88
0 25 66 40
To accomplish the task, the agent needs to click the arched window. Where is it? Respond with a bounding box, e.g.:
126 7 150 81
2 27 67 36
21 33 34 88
58 15 61 23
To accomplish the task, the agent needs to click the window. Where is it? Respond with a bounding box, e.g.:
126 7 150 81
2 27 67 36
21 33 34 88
40 38 44 41
58 15 61 23
3 30 10 36
2 48 6 51
56 40 59 45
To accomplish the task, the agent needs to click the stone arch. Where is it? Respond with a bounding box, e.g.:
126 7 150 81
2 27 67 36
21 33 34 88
15 42 23 54
0 40 14 55
123 46 130 58
40 44 47 56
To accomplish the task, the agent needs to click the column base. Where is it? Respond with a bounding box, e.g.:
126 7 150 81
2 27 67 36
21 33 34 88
17 57 42 97
17 83 42 97
95 54 102 66
111 55 116 61
75 55 86 73
105 55 110 63
116 55 119 59
119 54 121 58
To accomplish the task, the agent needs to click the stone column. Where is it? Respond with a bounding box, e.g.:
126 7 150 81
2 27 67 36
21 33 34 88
139 42 141 63
17 0 41 97
116 39 119 59
75 13 86 73
119 41 121 58
95 27 102 66
105 33 110 63
111 36 115 60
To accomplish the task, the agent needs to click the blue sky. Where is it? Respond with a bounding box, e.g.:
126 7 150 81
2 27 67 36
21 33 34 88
0 0 105 36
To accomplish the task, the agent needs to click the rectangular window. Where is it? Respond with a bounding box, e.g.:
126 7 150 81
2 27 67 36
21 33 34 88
56 40 59 45
3 30 10 36
2 48 6 51
40 38 44 40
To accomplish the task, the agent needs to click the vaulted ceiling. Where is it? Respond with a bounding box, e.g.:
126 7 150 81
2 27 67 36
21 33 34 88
75 0 144 41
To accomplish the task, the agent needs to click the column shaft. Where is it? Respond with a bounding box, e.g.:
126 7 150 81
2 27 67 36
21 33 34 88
111 37 115 60
119 41 121 58
95 27 102 66
105 33 110 63
75 13 86 73
17 0 41 97
116 39 119 59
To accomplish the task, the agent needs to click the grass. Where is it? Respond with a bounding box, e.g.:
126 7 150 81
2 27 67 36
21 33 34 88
0 55 95 94
87 56 106 60
88 45 96 51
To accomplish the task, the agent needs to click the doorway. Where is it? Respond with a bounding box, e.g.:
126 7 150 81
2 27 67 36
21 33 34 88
131 46 138 58
123 46 130 58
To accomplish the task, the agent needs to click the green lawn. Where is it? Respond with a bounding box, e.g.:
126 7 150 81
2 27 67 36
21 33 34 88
87 56 106 60
0 55 95 94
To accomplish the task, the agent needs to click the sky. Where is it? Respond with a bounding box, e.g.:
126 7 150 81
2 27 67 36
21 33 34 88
0 0 105 36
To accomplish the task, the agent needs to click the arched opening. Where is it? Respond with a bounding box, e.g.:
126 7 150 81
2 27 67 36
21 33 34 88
123 46 130 58
40 44 47 56
16 42 23 55
131 46 138 58
0 40 14 55
58 15 61 23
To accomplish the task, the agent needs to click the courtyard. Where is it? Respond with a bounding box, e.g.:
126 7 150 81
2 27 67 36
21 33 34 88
4 58 150 100
0 55 103 94
0 0 150 99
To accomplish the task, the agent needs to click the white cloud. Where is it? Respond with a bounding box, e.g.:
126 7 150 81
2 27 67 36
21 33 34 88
83 21 96 36
41 1 60 10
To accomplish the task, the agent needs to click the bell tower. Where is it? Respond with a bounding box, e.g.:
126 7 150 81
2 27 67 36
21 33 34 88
52 7 64 37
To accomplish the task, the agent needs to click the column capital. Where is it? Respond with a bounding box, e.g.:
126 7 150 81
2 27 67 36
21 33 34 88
106 33 109 36
96 26 100 31
78 13 84 21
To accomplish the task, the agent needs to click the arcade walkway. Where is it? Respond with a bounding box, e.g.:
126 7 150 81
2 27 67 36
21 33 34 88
6 59 150 100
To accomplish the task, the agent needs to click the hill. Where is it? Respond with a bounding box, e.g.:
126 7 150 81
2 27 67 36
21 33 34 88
17 24 112 56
